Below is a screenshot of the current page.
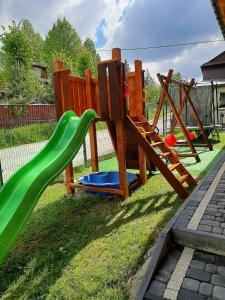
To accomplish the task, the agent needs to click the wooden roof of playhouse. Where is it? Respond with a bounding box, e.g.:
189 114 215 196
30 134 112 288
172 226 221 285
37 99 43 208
211 0 225 38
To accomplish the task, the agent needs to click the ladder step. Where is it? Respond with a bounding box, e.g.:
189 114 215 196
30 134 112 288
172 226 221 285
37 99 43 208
142 131 156 136
134 121 149 125
151 142 164 148
169 163 181 171
178 174 189 184
161 152 172 157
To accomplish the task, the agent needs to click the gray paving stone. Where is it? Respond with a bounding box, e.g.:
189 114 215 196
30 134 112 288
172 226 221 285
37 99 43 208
154 270 171 283
218 266 225 277
190 260 205 271
189 200 200 207
218 198 225 202
198 224 212 232
144 293 165 300
183 208 196 216
206 207 217 213
194 191 207 201
147 280 166 297
179 214 191 220
202 215 215 221
194 251 215 264
208 204 218 209
213 286 225 300
205 210 219 217
175 218 189 228
186 268 211 282
178 289 205 300
214 193 225 198
211 274 225 287
223 228 225 235
161 257 177 273
216 212 223 217
199 282 213 297
210 200 219 205
221 223 225 228
215 217 224 222
216 256 225 266
206 264 217 273
182 278 200 292
169 250 182 260
212 226 223 234
201 220 220 227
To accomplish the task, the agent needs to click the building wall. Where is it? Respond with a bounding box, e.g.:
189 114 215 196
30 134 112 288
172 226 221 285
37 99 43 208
202 65 225 81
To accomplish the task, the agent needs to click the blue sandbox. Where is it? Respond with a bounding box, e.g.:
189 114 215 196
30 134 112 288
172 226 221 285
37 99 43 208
78 171 138 196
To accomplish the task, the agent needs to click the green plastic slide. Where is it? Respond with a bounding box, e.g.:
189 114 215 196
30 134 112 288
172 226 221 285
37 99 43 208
0 109 97 264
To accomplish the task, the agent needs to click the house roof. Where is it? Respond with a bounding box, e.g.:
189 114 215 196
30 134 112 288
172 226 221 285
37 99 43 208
201 51 225 69
211 0 225 39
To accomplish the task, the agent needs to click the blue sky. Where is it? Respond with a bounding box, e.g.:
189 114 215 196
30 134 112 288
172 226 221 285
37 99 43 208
0 0 224 80
95 19 107 48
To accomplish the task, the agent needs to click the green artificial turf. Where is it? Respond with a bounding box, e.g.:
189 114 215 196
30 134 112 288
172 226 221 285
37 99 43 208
0 133 224 300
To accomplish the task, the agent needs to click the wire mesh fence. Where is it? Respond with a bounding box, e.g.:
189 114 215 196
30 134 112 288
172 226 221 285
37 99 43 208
0 105 114 184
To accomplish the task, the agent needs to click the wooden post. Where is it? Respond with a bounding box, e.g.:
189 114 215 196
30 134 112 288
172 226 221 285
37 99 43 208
170 79 195 132
53 66 75 194
53 61 65 120
138 145 147 184
116 120 129 199
112 48 122 60
111 49 129 199
135 60 144 116
85 69 99 172
152 69 173 127
53 71 64 120
54 60 64 71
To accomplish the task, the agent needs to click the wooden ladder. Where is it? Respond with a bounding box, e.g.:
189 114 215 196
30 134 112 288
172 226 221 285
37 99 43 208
126 116 197 199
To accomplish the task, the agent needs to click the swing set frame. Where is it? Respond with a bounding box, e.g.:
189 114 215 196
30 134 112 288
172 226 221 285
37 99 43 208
152 70 213 163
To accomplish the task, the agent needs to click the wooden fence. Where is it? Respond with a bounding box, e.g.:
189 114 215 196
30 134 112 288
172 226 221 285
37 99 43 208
0 104 56 127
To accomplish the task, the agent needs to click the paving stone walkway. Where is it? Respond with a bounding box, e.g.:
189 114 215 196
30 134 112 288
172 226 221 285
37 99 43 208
142 153 225 300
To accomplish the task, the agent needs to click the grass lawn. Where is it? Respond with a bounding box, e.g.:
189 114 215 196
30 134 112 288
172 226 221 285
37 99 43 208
0 133 225 299
0 122 56 149
0 121 107 150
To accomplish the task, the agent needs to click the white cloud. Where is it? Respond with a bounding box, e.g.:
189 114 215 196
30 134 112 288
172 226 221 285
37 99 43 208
142 35 225 81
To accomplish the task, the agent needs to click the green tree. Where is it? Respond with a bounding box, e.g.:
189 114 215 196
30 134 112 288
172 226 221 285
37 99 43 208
84 38 100 61
144 68 151 86
76 49 96 77
4 63 44 103
43 18 82 71
172 72 182 80
21 19 44 64
0 20 46 103
1 20 33 79
145 77 161 107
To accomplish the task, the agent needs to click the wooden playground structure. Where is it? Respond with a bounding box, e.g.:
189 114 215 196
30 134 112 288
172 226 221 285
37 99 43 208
153 70 213 163
53 48 198 200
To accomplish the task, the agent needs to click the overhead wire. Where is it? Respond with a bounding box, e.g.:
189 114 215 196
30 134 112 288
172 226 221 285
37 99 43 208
96 39 225 52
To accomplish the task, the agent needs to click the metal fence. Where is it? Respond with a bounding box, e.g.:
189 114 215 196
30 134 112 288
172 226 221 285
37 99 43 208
0 105 114 184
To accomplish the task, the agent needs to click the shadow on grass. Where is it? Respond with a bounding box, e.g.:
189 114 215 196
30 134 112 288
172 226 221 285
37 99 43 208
0 186 180 299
